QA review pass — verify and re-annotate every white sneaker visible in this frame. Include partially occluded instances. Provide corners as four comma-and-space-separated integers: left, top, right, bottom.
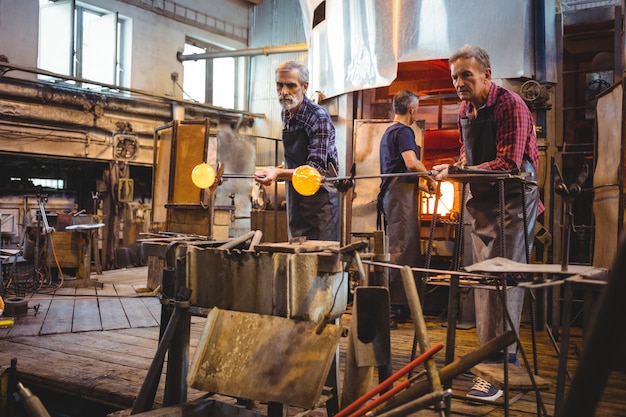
466, 377, 503, 402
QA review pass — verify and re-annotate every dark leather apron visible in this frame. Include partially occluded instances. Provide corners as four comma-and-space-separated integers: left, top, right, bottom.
461, 110, 539, 263
283, 128, 340, 241
381, 177, 420, 304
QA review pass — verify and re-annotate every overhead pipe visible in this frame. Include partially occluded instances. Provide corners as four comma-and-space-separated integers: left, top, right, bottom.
0, 94, 163, 137
0, 78, 174, 121
177, 43, 308, 62
0, 99, 94, 127
0, 61, 263, 124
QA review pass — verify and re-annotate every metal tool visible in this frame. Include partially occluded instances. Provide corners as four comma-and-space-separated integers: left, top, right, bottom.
191, 162, 439, 196
554, 163, 589, 272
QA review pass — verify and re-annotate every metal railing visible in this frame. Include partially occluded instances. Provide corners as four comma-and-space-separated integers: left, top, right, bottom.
120, 0, 248, 44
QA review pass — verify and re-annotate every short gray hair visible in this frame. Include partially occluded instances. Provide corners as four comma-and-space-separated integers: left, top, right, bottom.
449, 44, 491, 72
393, 90, 418, 115
276, 60, 309, 85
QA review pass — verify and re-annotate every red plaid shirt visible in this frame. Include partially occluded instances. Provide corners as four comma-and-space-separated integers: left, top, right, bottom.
458, 83, 544, 214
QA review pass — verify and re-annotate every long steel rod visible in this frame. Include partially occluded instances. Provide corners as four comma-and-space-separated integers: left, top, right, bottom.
325, 170, 439, 182
218, 170, 439, 182
361, 259, 498, 279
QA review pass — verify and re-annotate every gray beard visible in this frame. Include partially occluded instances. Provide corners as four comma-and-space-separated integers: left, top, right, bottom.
280, 99, 297, 111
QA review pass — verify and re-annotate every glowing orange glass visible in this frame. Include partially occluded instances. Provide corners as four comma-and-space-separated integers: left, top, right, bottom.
191, 163, 216, 189
292, 165, 323, 196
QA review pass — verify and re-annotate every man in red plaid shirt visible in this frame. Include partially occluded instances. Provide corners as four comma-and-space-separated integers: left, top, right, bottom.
434, 44, 543, 402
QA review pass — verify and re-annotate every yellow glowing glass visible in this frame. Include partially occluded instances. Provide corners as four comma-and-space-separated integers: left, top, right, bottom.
292, 165, 323, 196
191, 163, 216, 189
422, 181, 455, 216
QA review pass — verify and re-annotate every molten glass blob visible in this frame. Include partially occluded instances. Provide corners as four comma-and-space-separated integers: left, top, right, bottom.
292, 165, 323, 196
191, 163, 216, 189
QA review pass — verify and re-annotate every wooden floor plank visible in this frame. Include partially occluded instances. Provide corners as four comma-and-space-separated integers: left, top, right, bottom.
39, 293, 75, 335
119, 297, 159, 328
112, 284, 137, 296
140, 295, 161, 324
0, 338, 153, 409
98, 284, 130, 330
111, 283, 159, 328
77, 331, 159, 360
73, 287, 102, 333
11, 332, 153, 370
95, 266, 148, 286
109, 326, 162, 344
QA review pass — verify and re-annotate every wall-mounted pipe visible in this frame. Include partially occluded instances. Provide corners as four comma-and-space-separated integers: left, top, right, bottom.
0, 61, 263, 124
0, 99, 94, 127
0, 79, 171, 120
177, 43, 308, 62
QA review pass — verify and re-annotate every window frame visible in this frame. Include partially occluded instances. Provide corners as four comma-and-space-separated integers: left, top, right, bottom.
182, 38, 241, 110
38, 0, 129, 89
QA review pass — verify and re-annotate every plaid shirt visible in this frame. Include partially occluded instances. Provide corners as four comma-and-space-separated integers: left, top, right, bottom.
458, 83, 543, 213
459, 83, 539, 172
282, 95, 338, 175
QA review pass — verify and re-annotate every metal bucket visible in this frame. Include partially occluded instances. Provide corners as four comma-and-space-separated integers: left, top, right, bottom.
4, 297, 28, 317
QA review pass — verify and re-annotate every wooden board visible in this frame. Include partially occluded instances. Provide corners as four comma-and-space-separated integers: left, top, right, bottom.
0, 280, 159, 338
594, 84, 623, 268
253, 240, 340, 253
49, 231, 81, 267
188, 308, 341, 409
113, 284, 158, 328
0, 292, 50, 338
97, 284, 132, 330
72, 287, 102, 332
39, 288, 75, 335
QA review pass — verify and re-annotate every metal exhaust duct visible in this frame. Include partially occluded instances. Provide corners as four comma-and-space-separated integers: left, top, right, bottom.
176, 43, 308, 62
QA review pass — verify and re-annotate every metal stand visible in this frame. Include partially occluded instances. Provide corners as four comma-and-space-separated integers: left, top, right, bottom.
64, 223, 105, 288
131, 242, 191, 414
424, 172, 538, 416
551, 164, 592, 416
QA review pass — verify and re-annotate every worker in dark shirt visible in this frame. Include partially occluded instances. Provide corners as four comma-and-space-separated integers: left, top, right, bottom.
379, 90, 435, 315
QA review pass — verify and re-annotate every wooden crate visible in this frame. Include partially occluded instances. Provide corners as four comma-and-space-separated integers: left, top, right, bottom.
50, 231, 82, 268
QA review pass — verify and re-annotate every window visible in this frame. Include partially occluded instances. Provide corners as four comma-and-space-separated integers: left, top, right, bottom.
182, 43, 207, 102
182, 39, 239, 109
38, 0, 130, 88
11, 177, 65, 190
